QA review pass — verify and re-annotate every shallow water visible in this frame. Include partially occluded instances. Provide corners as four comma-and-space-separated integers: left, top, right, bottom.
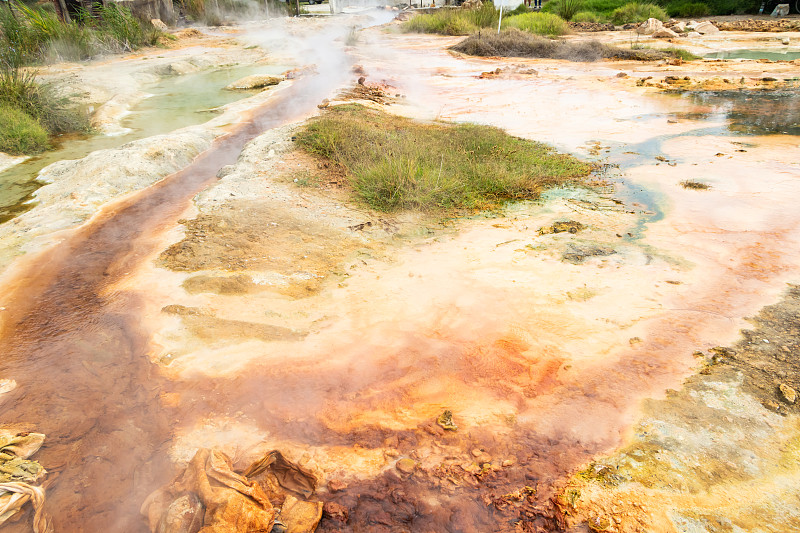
673, 90, 800, 136
0, 64, 286, 224
704, 48, 800, 60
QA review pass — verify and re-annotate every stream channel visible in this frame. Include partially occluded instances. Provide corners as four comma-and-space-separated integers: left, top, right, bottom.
0, 64, 286, 223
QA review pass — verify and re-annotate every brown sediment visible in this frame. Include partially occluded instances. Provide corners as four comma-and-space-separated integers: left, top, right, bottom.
0, 71, 335, 531
158, 198, 367, 298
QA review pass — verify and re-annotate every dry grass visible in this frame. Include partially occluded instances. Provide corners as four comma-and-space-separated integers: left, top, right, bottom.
680, 180, 710, 190
295, 104, 593, 212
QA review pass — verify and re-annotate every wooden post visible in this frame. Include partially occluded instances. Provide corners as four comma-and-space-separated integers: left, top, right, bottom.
6, 1, 19, 22
52, 0, 72, 22
295, 0, 300, 16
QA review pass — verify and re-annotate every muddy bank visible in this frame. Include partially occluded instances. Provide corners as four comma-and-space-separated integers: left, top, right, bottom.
565, 284, 800, 532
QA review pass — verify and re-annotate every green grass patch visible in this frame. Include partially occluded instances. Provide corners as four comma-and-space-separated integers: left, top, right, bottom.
0, 104, 49, 154
400, 3, 500, 35
572, 10, 602, 22
609, 2, 667, 24
402, 4, 569, 37
663, 47, 700, 61
0, 63, 89, 154
503, 12, 570, 37
545, 0, 758, 20
296, 104, 592, 212
0, 64, 89, 134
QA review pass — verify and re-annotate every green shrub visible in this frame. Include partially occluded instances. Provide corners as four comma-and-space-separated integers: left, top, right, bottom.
504, 12, 570, 36
0, 64, 89, 134
610, 2, 667, 23
402, 11, 457, 34
0, 104, 49, 154
0, 1, 161, 66
662, 0, 759, 16
572, 10, 602, 21
463, 2, 501, 28
296, 104, 592, 212
443, 17, 479, 35
665, 1, 711, 16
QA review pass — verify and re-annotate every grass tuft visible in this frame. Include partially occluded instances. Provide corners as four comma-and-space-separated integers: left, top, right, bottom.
0, 104, 49, 154
503, 12, 570, 37
552, 0, 585, 20
0, 64, 89, 134
401, 3, 499, 35
663, 47, 700, 61
296, 104, 592, 212
680, 180, 710, 190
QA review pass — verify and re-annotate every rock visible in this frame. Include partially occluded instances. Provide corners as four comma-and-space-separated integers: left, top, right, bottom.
695, 21, 720, 34
687, 20, 699, 29
150, 18, 169, 31
224, 75, 282, 91
562, 243, 616, 264
436, 409, 458, 431
357, 76, 366, 85
327, 479, 347, 493
395, 458, 416, 474
280, 495, 323, 533
653, 27, 679, 38
539, 220, 585, 235
588, 515, 611, 531
672, 21, 686, 32
616, 72, 628, 78
687, 31, 702, 37
156, 494, 203, 533
779, 383, 797, 404
637, 18, 664, 35
461, 0, 482, 9
0, 379, 16, 395
771, 3, 790, 16
322, 501, 348, 522
782, 37, 790, 45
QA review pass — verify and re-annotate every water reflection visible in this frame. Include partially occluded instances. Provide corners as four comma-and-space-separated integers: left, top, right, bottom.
672, 90, 800, 136
704, 49, 800, 61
